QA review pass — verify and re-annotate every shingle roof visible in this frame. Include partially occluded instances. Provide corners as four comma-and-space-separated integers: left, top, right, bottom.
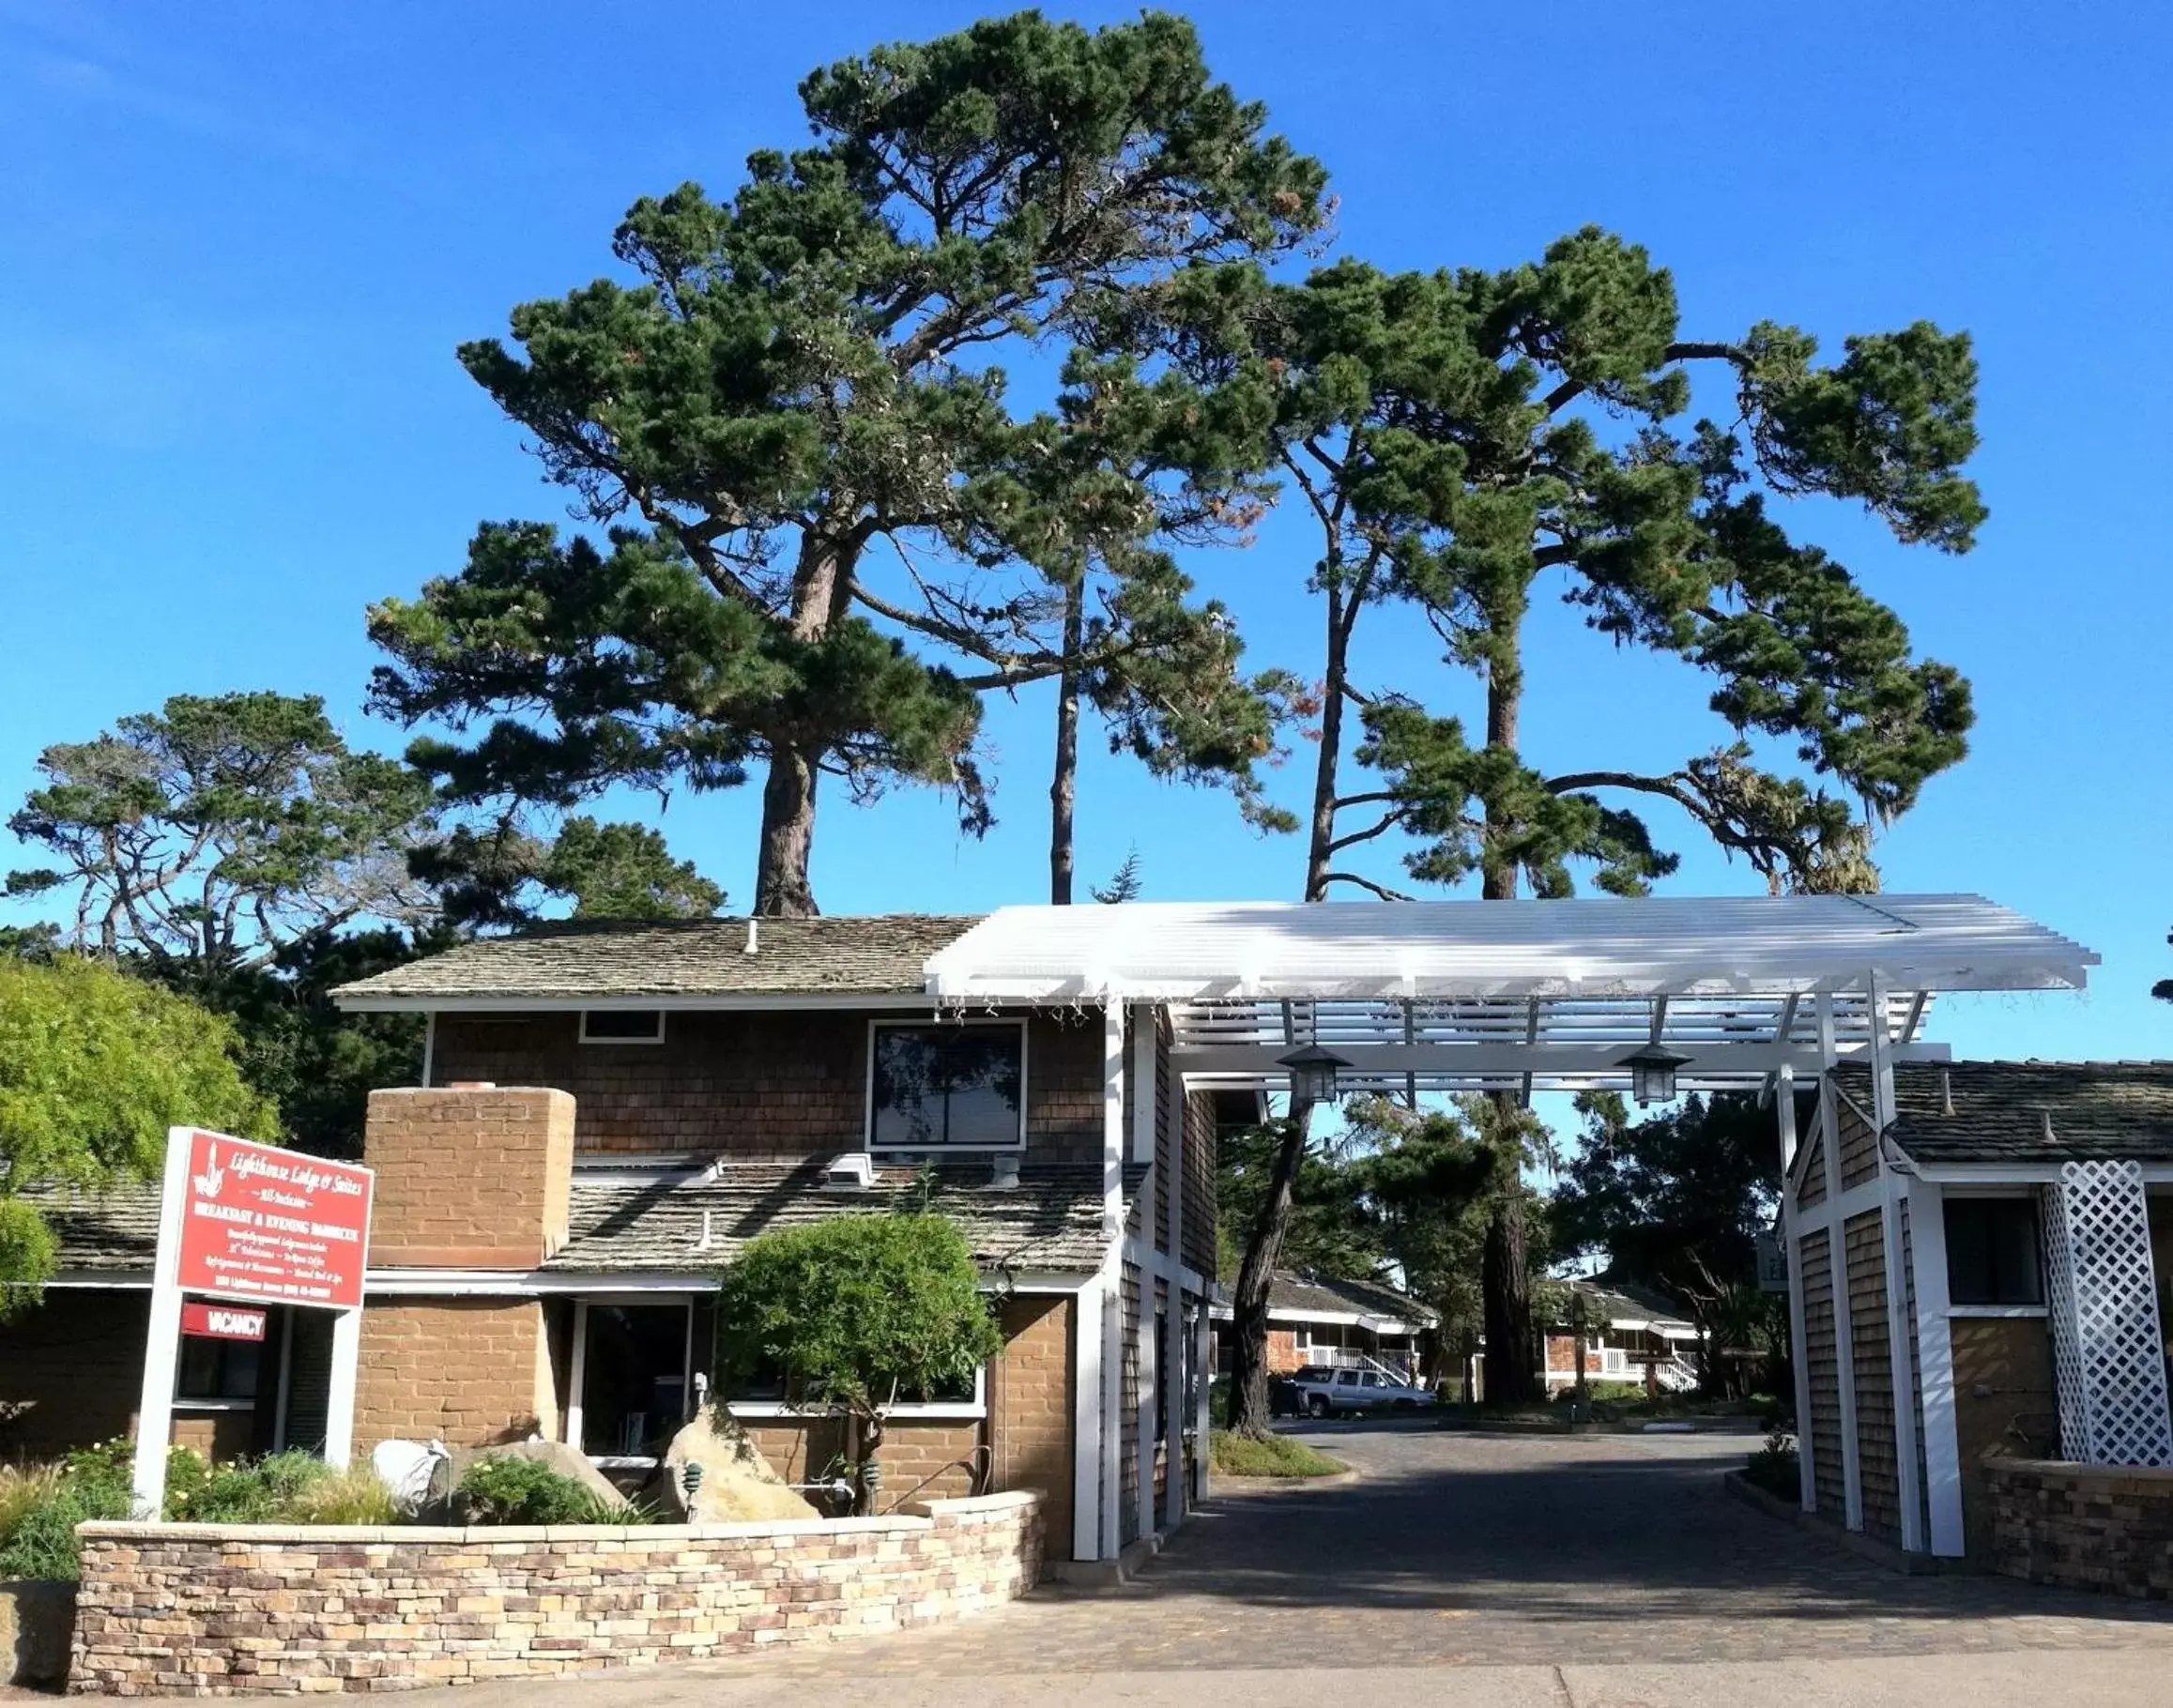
15, 1180, 163, 1273
1265, 1271, 1437, 1327
545, 1162, 1124, 1275
1569, 1276, 1696, 1333
1836, 1060, 2173, 1164
331, 914, 982, 1005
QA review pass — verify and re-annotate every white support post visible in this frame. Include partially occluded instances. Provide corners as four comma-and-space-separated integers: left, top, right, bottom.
566, 1299, 589, 1450
324, 1306, 361, 1470
1869, 971, 1926, 1551
1072, 1275, 1104, 1563
1817, 997, 1863, 1531
1776, 1068, 1817, 1514
421, 1011, 436, 1089
1136, 1281, 1158, 1545
1098, 1000, 1125, 1562
1163, 1042, 1186, 1528
1907, 1178, 1966, 1555
1193, 1302, 1212, 1503
130, 1127, 194, 1519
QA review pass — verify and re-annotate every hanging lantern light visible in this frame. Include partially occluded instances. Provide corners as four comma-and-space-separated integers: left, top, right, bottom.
1619, 1041, 1692, 1106
1277, 1043, 1353, 1107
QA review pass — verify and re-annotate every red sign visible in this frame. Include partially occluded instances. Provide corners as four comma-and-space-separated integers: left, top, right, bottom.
174, 1130, 373, 1310
181, 1302, 267, 1341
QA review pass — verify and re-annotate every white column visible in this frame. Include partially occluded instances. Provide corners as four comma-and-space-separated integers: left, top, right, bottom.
324, 1307, 361, 1470
1907, 1178, 1966, 1555
566, 1299, 590, 1449
1163, 1048, 1187, 1528
1867, 971, 1925, 1550
1072, 1274, 1104, 1563
1776, 1069, 1817, 1514
1100, 1274, 1123, 1559
1193, 1302, 1212, 1503
1136, 1281, 1158, 1544
130, 1128, 193, 1519
1096, 999, 1125, 1561
1817, 998, 1863, 1531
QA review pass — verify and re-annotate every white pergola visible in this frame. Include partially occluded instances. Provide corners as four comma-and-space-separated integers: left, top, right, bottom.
925, 893, 2097, 1097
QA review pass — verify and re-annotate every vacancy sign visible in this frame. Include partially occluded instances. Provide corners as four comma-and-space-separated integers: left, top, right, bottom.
175, 1129, 373, 1310
180, 1301, 267, 1341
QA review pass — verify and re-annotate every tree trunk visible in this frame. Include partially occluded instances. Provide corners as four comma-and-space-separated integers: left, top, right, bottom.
753, 745, 819, 918
1478, 609, 1543, 1403
1303, 584, 1348, 903
1226, 1103, 1315, 1437
1049, 583, 1084, 906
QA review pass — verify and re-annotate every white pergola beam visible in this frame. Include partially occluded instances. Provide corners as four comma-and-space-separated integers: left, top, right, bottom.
1169, 1042, 1950, 1079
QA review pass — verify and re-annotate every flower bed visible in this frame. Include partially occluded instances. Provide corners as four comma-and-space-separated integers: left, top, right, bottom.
68, 1490, 1043, 1695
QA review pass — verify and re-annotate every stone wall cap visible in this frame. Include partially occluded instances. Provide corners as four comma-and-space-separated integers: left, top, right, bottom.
904, 1489, 1043, 1518
1985, 1458, 2173, 1485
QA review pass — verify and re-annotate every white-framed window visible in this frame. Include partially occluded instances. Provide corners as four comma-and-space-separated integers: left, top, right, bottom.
580, 1009, 666, 1045
865, 1018, 1026, 1151
567, 1296, 697, 1464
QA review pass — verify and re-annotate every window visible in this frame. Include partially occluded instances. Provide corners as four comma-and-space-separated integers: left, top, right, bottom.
868, 1022, 1024, 1151
1945, 1196, 2044, 1306
580, 1009, 665, 1044
177, 1334, 260, 1403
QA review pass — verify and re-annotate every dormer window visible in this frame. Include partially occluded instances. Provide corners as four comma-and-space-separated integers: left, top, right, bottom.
867, 1020, 1025, 1151
580, 1009, 665, 1044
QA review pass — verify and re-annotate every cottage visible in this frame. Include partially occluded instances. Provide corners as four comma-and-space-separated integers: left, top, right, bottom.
1542, 1279, 1701, 1394
1210, 1271, 1440, 1383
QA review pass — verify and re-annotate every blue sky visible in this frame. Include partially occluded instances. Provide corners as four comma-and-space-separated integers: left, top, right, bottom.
2, 0, 2167, 1067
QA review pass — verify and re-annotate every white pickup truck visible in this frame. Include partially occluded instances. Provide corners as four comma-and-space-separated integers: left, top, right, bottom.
1288, 1364, 1437, 1417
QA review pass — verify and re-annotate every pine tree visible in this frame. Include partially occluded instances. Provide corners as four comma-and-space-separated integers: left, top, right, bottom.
369, 12, 1326, 915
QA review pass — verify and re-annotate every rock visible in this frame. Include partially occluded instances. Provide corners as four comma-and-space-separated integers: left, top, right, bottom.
1, 1578, 77, 1688
646, 1406, 819, 1523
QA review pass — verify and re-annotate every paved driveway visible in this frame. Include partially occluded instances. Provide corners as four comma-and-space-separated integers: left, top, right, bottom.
406, 1420, 2173, 1707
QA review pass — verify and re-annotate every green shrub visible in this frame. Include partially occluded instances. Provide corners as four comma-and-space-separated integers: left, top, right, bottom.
1744, 1429, 1801, 1501
0, 1441, 138, 1582
0, 1463, 63, 1543
281, 1466, 398, 1526
456, 1457, 636, 1526
168, 1450, 336, 1524
1553, 1380, 1648, 1406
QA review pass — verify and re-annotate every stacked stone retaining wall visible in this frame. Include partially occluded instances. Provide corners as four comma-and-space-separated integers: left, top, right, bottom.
69, 1490, 1042, 1695
1986, 1460, 2173, 1598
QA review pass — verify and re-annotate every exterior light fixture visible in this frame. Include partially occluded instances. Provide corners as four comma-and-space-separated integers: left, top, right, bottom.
1620, 1041, 1692, 1106
1277, 1043, 1353, 1107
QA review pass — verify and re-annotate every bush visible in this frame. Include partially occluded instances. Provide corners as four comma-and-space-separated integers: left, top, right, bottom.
0, 1441, 139, 1582
282, 1466, 398, 1526
1553, 1380, 1647, 1406
1744, 1429, 1801, 1501
0, 1463, 63, 1541
455, 1457, 637, 1526
167, 1450, 338, 1524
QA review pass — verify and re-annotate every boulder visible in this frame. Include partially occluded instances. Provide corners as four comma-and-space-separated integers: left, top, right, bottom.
1, 1579, 76, 1688
646, 1406, 819, 1523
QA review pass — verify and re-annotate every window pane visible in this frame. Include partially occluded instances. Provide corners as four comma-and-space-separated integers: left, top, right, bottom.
1946, 1198, 2043, 1306
177, 1335, 259, 1401
583, 1009, 663, 1040
580, 1304, 689, 1456
871, 1026, 1023, 1149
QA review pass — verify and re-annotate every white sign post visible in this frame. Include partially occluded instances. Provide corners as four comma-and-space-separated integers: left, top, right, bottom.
131, 1126, 375, 1519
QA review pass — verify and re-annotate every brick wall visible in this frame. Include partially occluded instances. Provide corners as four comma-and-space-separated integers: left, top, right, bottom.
430, 1010, 1103, 1162
737, 1416, 984, 1508
1837, 1097, 1880, 1191
1844, 1209, 1900, 1544
1985, 1461, 2173, 1599
354, 1300, 558, 1450
364, 1088, 574, 1267
989, 1295, 1073, 1560
70, 1493, 1044, 1695
1800, 1227, 1843, 1517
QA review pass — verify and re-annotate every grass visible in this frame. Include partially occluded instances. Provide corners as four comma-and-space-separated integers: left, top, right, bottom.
1209, 1429, 1347, 1479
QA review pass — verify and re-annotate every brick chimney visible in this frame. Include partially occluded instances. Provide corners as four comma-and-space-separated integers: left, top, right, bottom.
362, 1086, 574, 1268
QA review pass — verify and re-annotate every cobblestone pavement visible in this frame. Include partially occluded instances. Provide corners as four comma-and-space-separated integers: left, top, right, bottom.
719, 1420, 2173, 1676
390, 1422, 2173, 1707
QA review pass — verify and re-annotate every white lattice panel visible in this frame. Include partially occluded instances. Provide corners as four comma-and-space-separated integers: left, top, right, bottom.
2042, 1161, 2173, 1467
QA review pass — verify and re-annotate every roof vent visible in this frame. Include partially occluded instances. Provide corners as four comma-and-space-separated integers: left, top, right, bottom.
989, 1153, 1020, 1191
694, 1209, 715, 1252
2042, 1108, 2057, 1145
742, 918, 759, 955
824, 1151, 877, 1190
1940, 1068, 1955, 1117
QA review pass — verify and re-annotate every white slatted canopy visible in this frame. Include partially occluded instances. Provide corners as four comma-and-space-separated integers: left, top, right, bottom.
924, 894, 2096, 1094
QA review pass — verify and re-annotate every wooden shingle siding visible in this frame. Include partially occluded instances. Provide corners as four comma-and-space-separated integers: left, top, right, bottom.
1154, 1014, 1173, 1254
1839, 1097, 1881, 1190
1119, 1263, 1141, 1546
1846, 1209, 1901, 1544
434, 1008, 1105, 1161
1798, 1124, 1829, 1208
1182, 1091, 1218, 1277
1902, 1199, 1929, 1543
1801, 1227, 1844, 1517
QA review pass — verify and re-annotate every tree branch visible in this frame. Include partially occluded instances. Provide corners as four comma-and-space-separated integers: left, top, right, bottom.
1325, 809, 1404, 855
1319, 870, 1416, 903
